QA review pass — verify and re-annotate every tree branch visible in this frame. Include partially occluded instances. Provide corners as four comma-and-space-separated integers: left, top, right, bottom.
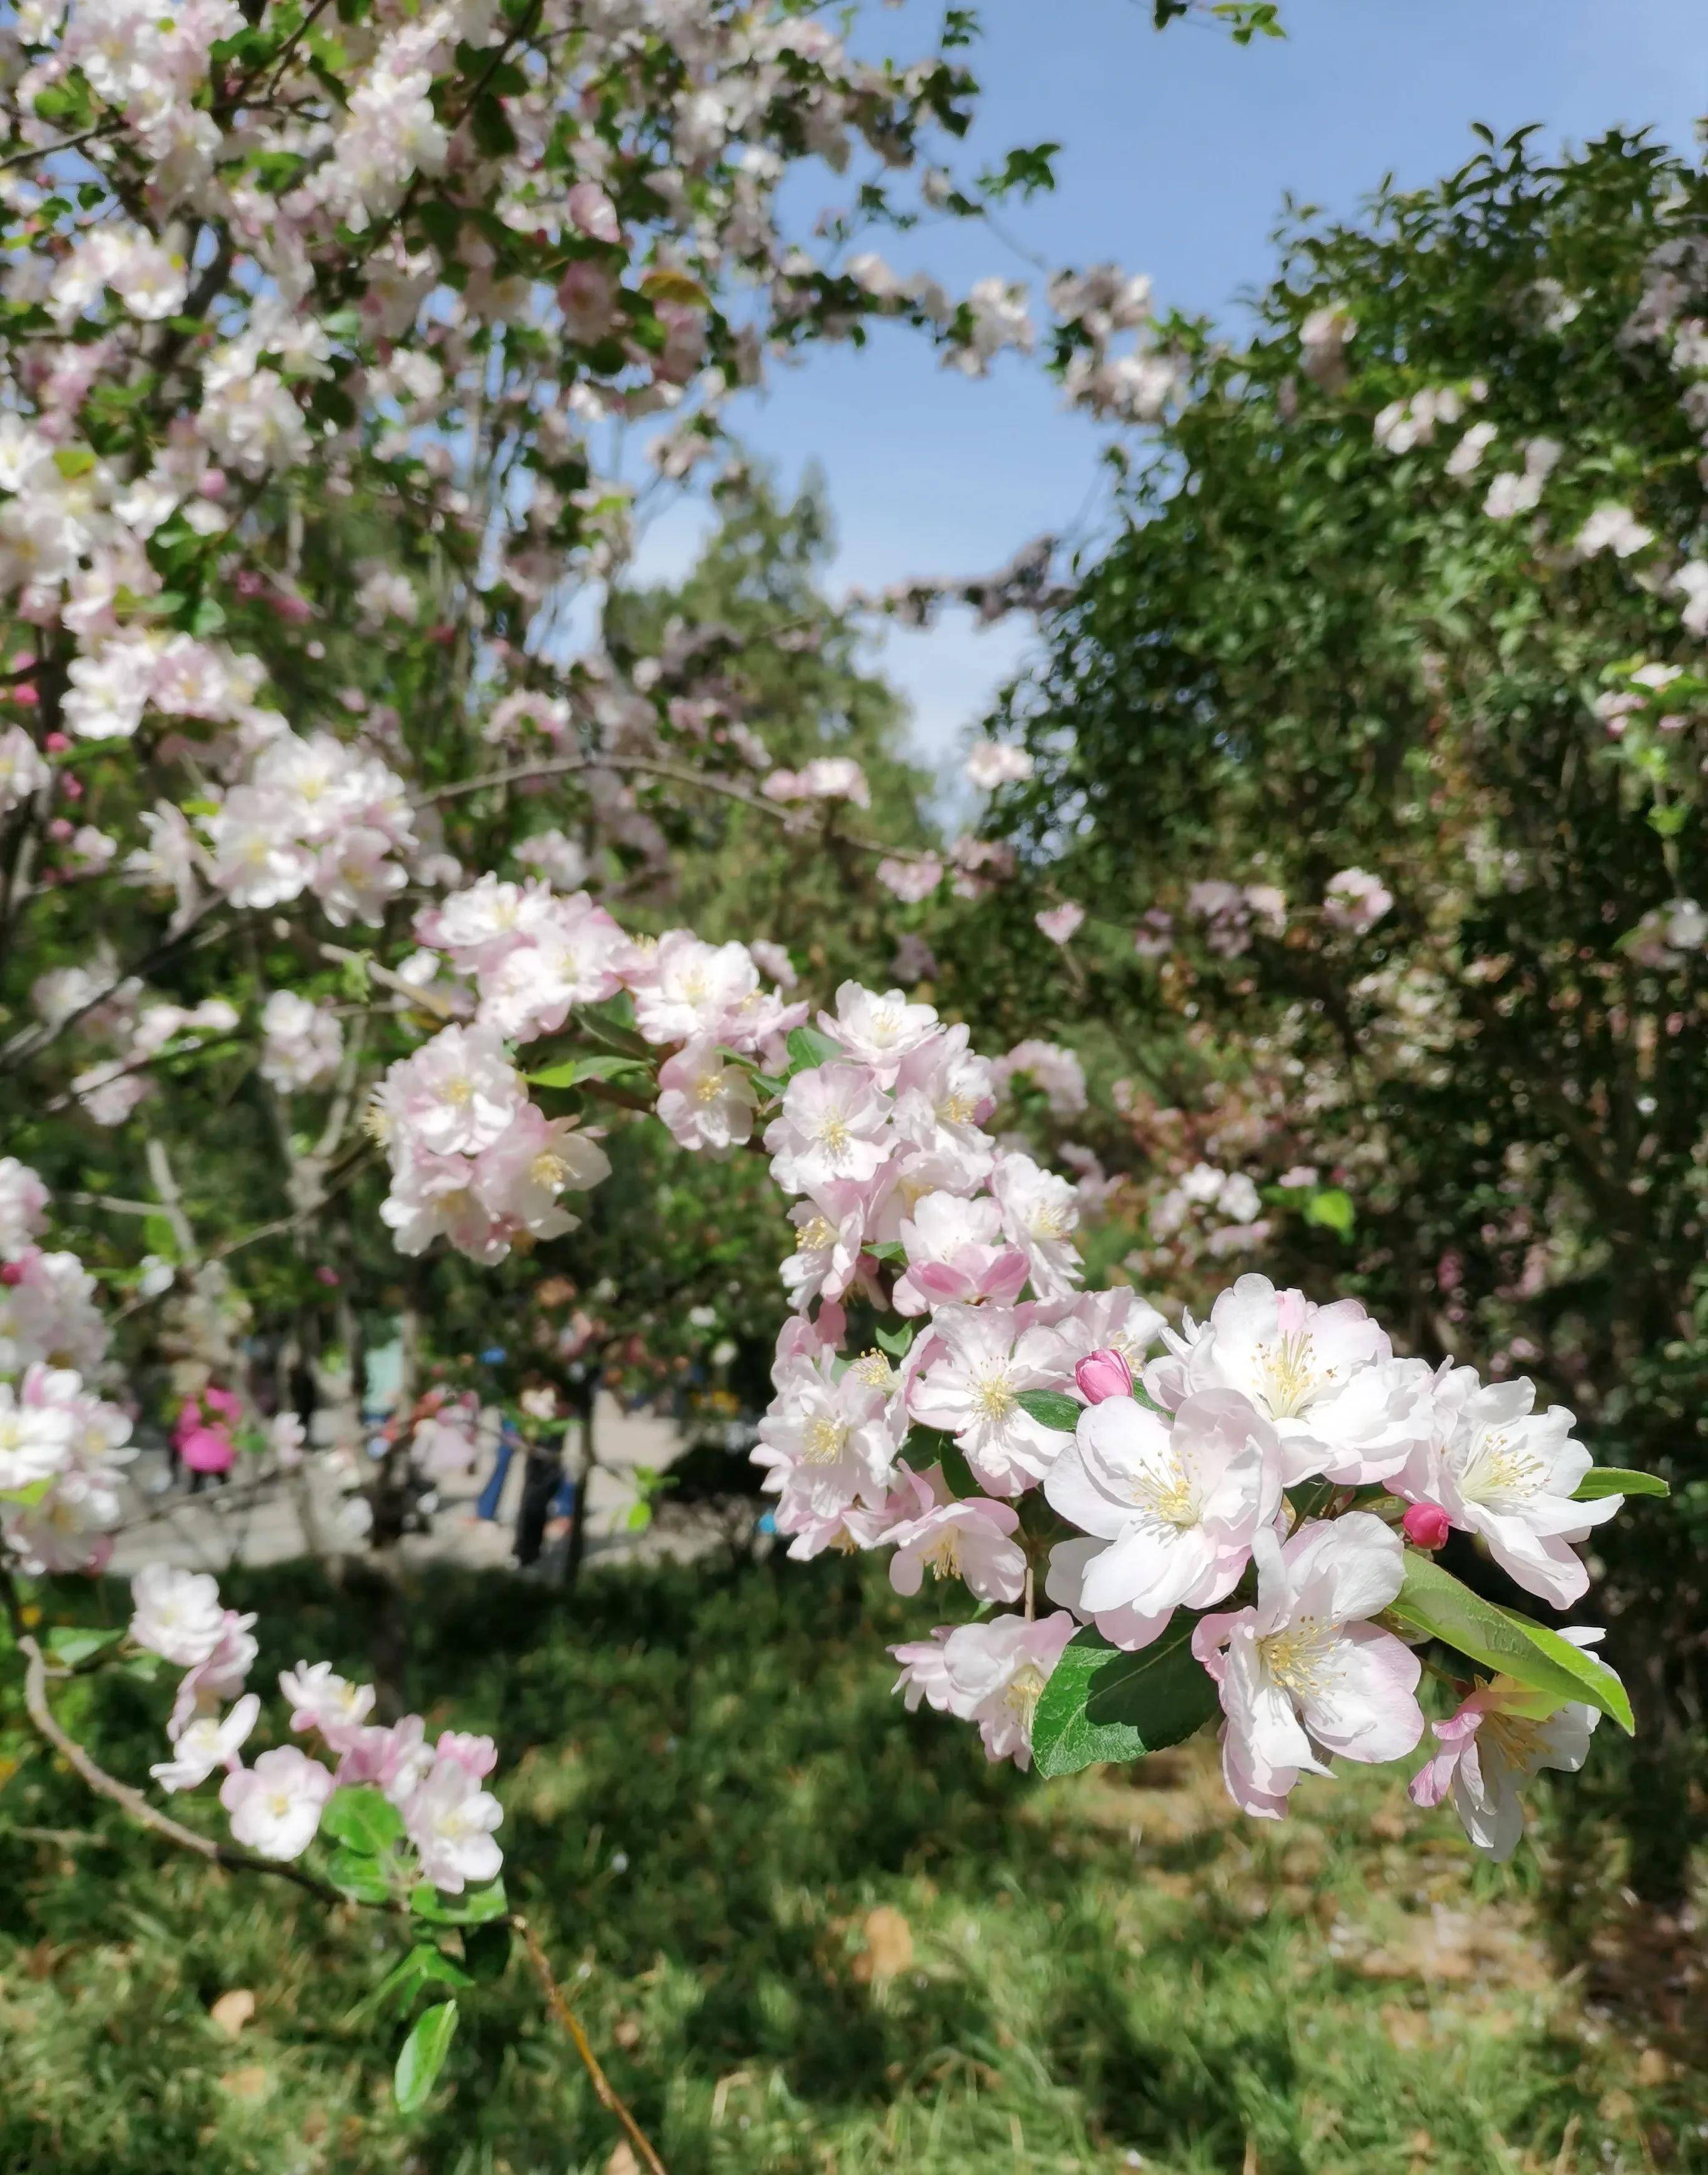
513, 1914, 670, 2175
16, 1634, 670, 2167
413, 751, 935, 868
18, 1634, 349, 1908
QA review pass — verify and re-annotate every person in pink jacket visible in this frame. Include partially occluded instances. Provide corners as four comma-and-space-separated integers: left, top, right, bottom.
175, 1390, 237, 1494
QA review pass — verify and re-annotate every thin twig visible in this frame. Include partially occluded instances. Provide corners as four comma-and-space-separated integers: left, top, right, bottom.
0, 120, 120, 172
17, 1631, 669, 2165
415, 752, 935, 867
514, 1915, 670, 2175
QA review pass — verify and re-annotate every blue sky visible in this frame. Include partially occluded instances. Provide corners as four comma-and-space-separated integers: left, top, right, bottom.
635, 0, 1708, 777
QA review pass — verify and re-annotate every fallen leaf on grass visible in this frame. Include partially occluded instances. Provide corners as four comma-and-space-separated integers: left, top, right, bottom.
219, 2065, 272, 2103
209, 1989, 256, 2039
850, 1905, 913, 1986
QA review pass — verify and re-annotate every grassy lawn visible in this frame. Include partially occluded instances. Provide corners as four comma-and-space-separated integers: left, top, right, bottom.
0, 1550, 1701, 2175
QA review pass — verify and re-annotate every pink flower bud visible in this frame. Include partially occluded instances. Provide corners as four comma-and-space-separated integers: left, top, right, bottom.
46, 817, 72, 842
60, 775, 82, 800
315, 1265, 340, 1287
197, 469, 228, 499
1402, 1502, 1452, 1551
43, 731, 69, 752
0, 1260, 26, 1286
1074, 1347, 1132, 1404
10, 682, 37, 706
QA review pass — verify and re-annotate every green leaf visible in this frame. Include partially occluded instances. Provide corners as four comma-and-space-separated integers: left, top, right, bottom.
142, 1214, 178, 1261
461, 1920, 513, 1982
357, 1943, 472, 2021
526, 1053, 647, 1089
394, 1999, 458, 2114
44, 1626, 122, 1667
1031, 1618, 1220, 1780
1573, 1466, 1669, 1500
1302, 1187, 1355, 1239
903, 1425, 979, 1499
410, 1876, 508, 1926
1385, 1554, 1633, 1734
321, 1784, 405, 1855
875, 1320, 915, 1360
783, 1024, 842, 1076
1016, 1389, 1082, 1432
52, 445, 96, 479
863, 1239, 906, 1266
326, 1847, 397, 1905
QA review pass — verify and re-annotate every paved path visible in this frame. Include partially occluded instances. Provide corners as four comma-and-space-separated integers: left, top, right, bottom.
109, 1394, 700, 1581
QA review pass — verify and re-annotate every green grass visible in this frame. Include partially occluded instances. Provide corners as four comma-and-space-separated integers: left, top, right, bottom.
0, 1551, 1701, 2175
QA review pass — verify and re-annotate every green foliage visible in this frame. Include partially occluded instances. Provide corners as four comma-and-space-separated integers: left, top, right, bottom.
393, 1998, 459, 2114
1386, 1555, 1634, 1732
1030, 1617, 1220, 1779
1014, 1388, 1082, 1431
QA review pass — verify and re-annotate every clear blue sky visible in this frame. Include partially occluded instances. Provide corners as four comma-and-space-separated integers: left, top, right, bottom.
634, 0, 1708, 777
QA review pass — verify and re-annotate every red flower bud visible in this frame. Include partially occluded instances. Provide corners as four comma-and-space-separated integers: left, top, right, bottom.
1403, 1501, 1452, 1551
1074, 1347, 1132, 1405
0, 1260, 27, 1286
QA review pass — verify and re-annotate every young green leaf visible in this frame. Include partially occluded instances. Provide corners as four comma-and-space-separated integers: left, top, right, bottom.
526, 1053, 649, 1090
44, 1625, 124, 1668
394, 1999, 459, 2114
1573, 1466, 1669, 1500
354, 1943, 473, 2022
410, 1876, 509, 1926
320, 1784, 406, 1855
1016, 1389, 1082, 1432
1385, 1553, 1633, 1733
326, 1847, 397, 1905
783, 1024, 842, 1076
903, 1425, 979, 1499
1031, 1618, 1219, 1780
875, 1320, 916, 1360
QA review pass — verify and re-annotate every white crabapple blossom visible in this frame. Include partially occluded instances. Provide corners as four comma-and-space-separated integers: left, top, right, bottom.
150, 1694, 260, 1794
764, 1064, 893, 1192
891, 1613, 1077, 1769
1322, 867, 1393, 934
1397, 1366, 1619, 1606
752, 1350, 900, 1533
989, 1151, 1082, 1304
1193, 1515, 1425, 1819
1149, 1274, 1429, 1486
892, 1191, 1028, 1316
220, 1746, 338, 1861
963, 739, 1036, 790
0, 1372, 75, 1489
1408, 1632, 1611, 1858
403, 1755, 506, 1894
279, 1661, 378, 1744
656, 1039, 759, 1152
909, 1304, 1075, 1495
258, 989, 344, 1092
129, 1563, 229, 1668
1044, 1390, 1284, 1645
883, 1480, 1027, 1603
818, 981, 941, 1083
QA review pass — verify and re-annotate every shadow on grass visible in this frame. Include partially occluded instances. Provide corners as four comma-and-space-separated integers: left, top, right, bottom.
4, 1548, 1682, 2175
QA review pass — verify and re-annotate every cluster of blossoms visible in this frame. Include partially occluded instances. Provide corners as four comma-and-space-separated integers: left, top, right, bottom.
370, 915, 1633, 1856
0, 1158, 132, 1573
129, 1564, 503, 1888
372, 877, 812, 1256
